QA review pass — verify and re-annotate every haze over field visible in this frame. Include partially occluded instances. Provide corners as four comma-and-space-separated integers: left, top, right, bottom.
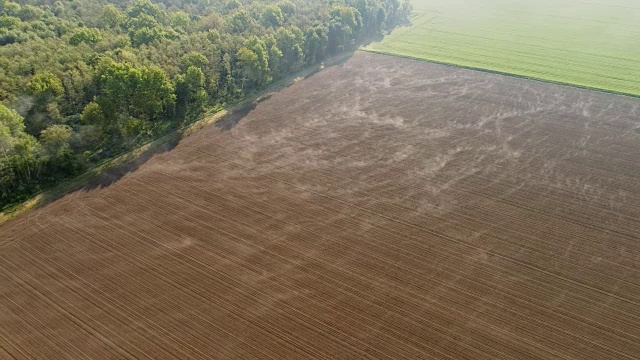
3, 53, 640, 359
367, 0, 640, 95
3, 0, 640, 358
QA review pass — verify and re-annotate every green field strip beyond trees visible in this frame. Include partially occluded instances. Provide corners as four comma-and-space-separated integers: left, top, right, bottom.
365, 0, 640, 96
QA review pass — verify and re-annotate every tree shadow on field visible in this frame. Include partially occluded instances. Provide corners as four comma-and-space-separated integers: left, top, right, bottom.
214, 102, 257, 131
1, 51, 359, 222
360, 33, 385, 47
63, 105, 258, 199
80, 136, 181, 192
79, 103, 259, 192
47, 131, 184, 207
0, 127, 185, 220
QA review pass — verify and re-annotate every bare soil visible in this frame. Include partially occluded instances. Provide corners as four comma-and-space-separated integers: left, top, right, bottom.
2, 52, 640, 359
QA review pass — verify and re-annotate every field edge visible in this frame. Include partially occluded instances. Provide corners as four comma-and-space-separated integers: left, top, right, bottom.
0, 51, 356, 224
361, 48, 640, 100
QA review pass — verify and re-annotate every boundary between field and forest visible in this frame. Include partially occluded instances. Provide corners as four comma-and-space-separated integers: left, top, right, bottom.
360, 49, 640, 100
5, 45, 639, 224
0, 51, 355, 224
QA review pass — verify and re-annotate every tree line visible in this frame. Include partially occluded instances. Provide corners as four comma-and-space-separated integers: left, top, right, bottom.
0, 0, 411, 208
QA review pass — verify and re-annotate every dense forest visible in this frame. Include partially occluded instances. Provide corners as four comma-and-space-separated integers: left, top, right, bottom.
0, 0, 411, 209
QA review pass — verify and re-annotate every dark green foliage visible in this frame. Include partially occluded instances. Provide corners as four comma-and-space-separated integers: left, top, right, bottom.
16, 5, 44, 22
304, 25, 328, 64
0, 0, 411, 209
94, 61, 175, 139
175, 66, 207, 120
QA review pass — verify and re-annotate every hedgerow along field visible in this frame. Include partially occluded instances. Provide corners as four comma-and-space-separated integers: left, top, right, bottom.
365, 0, 640, 96
2, 53, 640, 359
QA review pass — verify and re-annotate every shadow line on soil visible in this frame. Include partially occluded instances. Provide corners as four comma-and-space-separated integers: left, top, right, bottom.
0, 50, 358, 224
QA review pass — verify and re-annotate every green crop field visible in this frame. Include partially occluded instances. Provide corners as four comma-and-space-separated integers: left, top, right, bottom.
365, 0, 640, 96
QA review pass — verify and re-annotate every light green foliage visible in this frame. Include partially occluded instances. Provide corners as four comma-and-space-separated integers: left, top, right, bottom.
168, 11, 190, 31
0, 104, 38, 198
351, 0, 381, 32
27, 72, 64, 98
274, 26, 304, 74
80, 102, 104, 125
2, 1, 19, 16
264, 34, 282, 75
277, 1, 296, 17
181, 51, 208, 71
366, 0, 640, 95
237, 35, 271, 88
262, 4, 284, 28
127, 0, 163, 21
40, 124, 73, 155
304, 26, 328, 64
227, 9, 255, 33
1, 36, 87, 100
196, 12, 223, 32
330, 5, 363, 30
69, 28, 102, 45
125, 0, 168, 46
0, 103, 26, 155
0, 15, 20, 29
327, 4, 363, 53
130, 25, 166, 46
99, 4, 125, 29
224, 0, 242, 12
0, 104, 23, 136
128, 13, 159, 29
184, 67, 205, 91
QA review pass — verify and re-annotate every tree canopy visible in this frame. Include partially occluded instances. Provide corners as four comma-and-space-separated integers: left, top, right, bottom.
0, 0, 411, 208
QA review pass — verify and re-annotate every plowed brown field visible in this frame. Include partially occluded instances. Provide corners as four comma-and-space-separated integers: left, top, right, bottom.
2, 52, 640, 359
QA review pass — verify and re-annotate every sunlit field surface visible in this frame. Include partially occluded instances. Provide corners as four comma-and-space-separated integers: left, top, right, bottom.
366, 0, 640, 96
3, 53, 640, 358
